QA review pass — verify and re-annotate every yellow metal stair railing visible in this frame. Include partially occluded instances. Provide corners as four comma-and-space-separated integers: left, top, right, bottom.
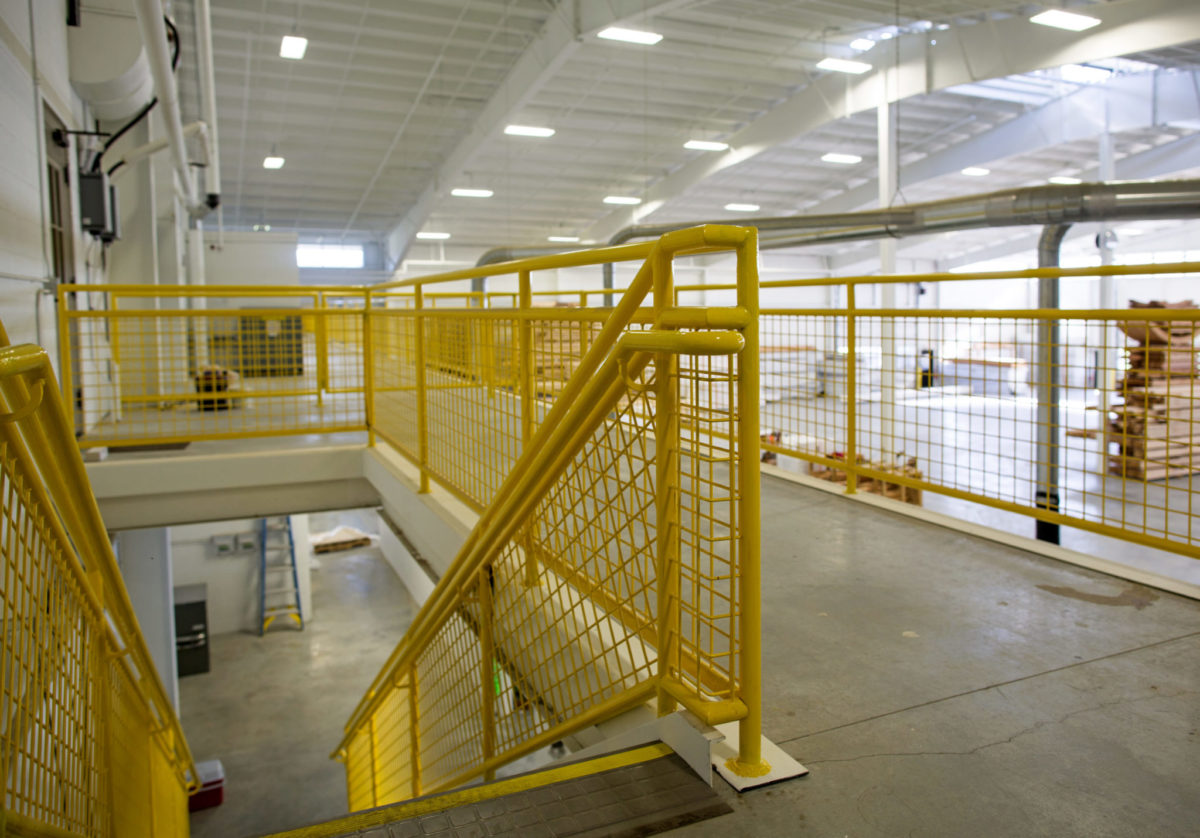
335, 225, 767, 808
0, 337, 198, 837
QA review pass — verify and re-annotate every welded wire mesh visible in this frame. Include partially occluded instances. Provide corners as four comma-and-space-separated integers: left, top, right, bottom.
757, 278, 1199, 558
63, 295, 366, 448
1, 420, 191, 836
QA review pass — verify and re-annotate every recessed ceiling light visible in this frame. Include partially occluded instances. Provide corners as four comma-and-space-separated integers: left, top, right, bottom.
504, 124, 555, 138
935, 23, 950, 31
961, 166, 990, 176
1029, 10, 1101, 32
280, 35, 308, 59
416, 231, 451, 240
821, 152, 862, 165
548, 235, 580, 243
684, 140, 729, 151
451, 188, 493, 198
725, 203, 760, 212
597, 26, 663, 45
604, 195, 642, 205
817, 57, 872, 74
262, 156, 285, 169
850, 38, 875, 51
1048, 175, 1082, 185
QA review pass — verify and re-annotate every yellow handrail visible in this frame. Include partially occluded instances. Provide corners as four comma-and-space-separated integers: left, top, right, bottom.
0, 343, 197, 836
335, 225, 766, 807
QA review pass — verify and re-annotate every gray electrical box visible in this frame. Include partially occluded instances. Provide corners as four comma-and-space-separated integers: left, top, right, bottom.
79, 172, 119, 241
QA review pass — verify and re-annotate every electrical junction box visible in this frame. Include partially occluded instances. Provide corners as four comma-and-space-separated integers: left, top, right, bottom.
79, 172, 120, 241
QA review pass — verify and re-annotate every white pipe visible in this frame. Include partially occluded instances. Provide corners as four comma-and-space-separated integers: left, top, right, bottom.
130, 0, 200, 212
109, 121, 209, 181
193, 0, 221, 199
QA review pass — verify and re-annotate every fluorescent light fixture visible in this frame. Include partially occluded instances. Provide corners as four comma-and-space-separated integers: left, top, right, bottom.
684, 139, 729, 151
1030, 9, 1100, 32
961, 166, 990, 176
597, 26, 663, 45
262, 156, 285, 169
1116, 226, 1144, 237
450, 188, 493, 198
725, 203, 760, 212
850, 38, 876, 51
1048, 175, 1082, 185
935, 23, 950, 30
548, 235, 580, 243
416, 231, 451, 240
504, 124, 555, 138
604, 195, 642, 205
821, 152, 862, 165
817, 57, 872, 74
280, 35, 308, 59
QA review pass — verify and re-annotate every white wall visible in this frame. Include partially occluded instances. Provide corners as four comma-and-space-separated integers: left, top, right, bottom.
0, 1, 87, 355
169, 514, 314, 636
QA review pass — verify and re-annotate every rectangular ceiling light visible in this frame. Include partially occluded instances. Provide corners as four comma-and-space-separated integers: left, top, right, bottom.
1030, 10, 1101, 31
280, 35, 308, 59
684, 140, 729, 151
262, 156, 285, 169
1048, 175, 1082, 185
451, 188, 493, 198
961, 167, 990, 176
817, 57, 872, 74
604, 195, 642, 205
725, 203, 760, 212
416, 231, 451, 240
821, 152, 862, 165
850, 38, 875, 51
597, 26, 663, 45
548, 235, 580, 243
504, 124, 555, 138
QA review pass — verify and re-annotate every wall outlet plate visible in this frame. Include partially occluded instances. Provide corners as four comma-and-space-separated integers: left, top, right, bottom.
212, 535, 235, 555
236, 533, 259, 552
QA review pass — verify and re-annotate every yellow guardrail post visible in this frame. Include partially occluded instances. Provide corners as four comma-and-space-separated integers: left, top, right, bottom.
409, 665, 421, 798
316, 292, 328, 406
729, 226, 769, 778
844, 282, 858, 494
653, 247, 680, 718
363, 289, 375, 446
415, 286, 430, 493
479, 565, 496, 781
56, 288, 74, 436
518, 270, 538, 586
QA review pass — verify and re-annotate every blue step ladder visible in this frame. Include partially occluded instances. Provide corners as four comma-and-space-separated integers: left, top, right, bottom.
259, 516, 304, 634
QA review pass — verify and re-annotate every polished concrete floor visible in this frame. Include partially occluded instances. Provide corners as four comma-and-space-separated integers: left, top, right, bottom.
178, 478, 1198, 837
671, 475, 1200, 837
180, 510, 415, 837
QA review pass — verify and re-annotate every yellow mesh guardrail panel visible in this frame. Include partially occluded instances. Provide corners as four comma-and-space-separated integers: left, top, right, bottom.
58, 288, 367, 448
338, 226, 764, 805
740, 263, 1200, 559
1, 343, 196, 836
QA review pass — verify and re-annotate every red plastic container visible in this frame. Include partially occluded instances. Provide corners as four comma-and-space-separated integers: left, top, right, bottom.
188, 759, 225, 812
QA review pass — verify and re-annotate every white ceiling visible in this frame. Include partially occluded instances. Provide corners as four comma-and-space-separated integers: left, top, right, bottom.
172, 0, 1200, 266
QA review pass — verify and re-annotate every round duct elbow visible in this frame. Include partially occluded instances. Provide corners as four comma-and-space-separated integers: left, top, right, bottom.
68, 12, 155, 121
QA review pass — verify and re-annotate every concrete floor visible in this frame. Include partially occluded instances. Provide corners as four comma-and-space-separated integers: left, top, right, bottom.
670, 475, 1200, 837
177, 476, 1198, 837
179, 512, 416, 837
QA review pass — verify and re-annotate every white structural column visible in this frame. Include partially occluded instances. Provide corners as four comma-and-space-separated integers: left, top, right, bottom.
115, 527, 180, 710
878, 99, 898, 462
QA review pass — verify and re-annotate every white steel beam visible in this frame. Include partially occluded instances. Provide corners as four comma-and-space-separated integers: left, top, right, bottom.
815, 70, 1200, 215
383, 0, 699, 268
584, 0, 1200, 242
